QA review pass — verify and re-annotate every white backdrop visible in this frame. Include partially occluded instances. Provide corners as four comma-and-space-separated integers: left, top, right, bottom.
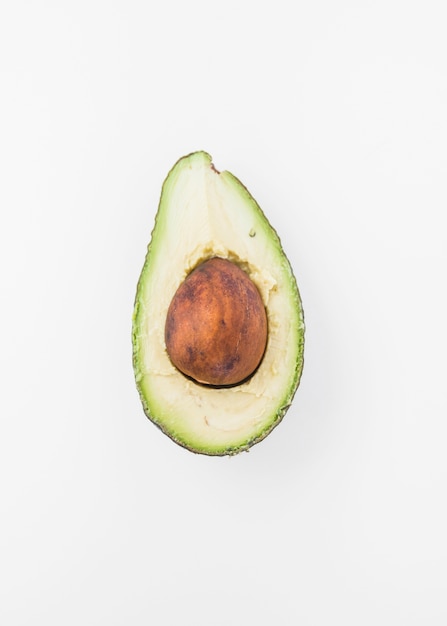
1, 1, 446, 624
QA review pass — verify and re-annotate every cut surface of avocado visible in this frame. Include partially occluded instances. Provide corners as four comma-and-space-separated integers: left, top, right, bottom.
132, 151, 304, 455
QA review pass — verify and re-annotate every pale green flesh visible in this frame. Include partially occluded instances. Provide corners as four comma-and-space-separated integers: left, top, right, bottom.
132, 152, 304, 455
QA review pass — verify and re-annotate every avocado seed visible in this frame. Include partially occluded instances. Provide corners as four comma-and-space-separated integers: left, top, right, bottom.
165, 257, 267, 386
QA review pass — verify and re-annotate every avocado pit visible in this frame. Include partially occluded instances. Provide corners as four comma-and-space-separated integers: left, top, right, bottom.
165, 257, 267, 386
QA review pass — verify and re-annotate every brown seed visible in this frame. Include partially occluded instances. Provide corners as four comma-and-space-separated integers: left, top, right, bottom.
165, 257, 268, 386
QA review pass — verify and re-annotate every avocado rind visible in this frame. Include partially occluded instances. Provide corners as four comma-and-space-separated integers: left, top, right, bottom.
132, 152, 304, 455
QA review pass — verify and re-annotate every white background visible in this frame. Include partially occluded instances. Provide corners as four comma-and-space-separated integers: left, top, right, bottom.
1, 1, 446, 624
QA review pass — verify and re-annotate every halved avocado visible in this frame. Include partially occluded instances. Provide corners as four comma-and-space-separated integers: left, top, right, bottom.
132, 152, 304, 455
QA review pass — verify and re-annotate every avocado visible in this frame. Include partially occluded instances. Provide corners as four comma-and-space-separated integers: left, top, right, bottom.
132, 151, 304, 455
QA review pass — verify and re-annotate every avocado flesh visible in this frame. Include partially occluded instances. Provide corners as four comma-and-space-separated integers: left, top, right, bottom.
132, 151, 305, 455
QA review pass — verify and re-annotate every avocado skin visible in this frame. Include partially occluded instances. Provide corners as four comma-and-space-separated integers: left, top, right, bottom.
132, 152, 305, 456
